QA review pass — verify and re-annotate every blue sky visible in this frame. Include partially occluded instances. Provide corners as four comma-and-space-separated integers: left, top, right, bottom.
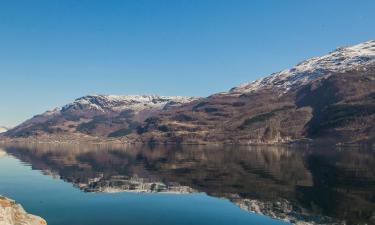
1, 0, 375, 127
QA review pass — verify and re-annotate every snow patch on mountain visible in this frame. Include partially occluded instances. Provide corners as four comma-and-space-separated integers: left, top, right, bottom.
231, 40, 375, 93
5, 94, 199, 136
61, 94, 199, 113
0, 127, 8, 133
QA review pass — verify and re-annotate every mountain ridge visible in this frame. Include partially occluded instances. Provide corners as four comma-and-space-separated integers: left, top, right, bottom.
3, 94, 199, 139
3, 40, 375, 144
136, 39, 375, 144
230, 40, 375, 94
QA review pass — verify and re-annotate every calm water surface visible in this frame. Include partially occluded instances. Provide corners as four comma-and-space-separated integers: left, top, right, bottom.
0, 143, 374, 225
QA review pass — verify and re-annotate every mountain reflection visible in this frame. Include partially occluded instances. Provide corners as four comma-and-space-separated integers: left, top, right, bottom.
1, 143, 374, 224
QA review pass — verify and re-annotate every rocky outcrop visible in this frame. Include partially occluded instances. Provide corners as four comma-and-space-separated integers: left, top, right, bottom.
0, 196, 46, 225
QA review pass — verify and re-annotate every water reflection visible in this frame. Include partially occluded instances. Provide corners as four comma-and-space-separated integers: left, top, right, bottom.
1, 143, 374, 224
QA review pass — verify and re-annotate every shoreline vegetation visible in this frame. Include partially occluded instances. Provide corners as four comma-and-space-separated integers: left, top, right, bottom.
0, 135, 373, 148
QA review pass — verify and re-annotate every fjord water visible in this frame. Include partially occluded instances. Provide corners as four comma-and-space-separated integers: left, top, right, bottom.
0, 144, 374, 225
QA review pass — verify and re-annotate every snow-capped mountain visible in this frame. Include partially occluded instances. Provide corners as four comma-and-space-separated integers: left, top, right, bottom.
231, 40, 375, 93
137, 40, 375, 144
3, 40, 375, 144
61, 95, 198, 113
23, 94, 198, 121
4, 94, 199, 138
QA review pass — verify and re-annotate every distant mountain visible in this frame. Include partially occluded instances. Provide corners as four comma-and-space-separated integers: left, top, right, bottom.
4, 95, 199, 139
3, 40, 375, 144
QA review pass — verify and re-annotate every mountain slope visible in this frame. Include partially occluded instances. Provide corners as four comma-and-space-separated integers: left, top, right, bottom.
231, 40, 375, 93
136, 40, 375, 144
4, 95, 199, 140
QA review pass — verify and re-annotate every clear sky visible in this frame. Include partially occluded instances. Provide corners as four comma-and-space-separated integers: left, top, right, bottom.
1, 0, 375, 127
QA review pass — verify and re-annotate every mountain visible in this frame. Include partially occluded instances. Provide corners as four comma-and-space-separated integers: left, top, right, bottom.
231, 40, 375, 93
3, 95, 199, 140
136, 40, 375, 144
3, 40, 375, 144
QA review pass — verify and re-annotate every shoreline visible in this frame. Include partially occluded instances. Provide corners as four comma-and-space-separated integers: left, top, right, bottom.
1, 135, 373, 148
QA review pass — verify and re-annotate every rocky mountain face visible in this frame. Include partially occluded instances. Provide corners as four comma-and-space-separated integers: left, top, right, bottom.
0, 196, 46, 225
137, 40, 375, 144
3, 95, 199, 140
3, 40, 375, 144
